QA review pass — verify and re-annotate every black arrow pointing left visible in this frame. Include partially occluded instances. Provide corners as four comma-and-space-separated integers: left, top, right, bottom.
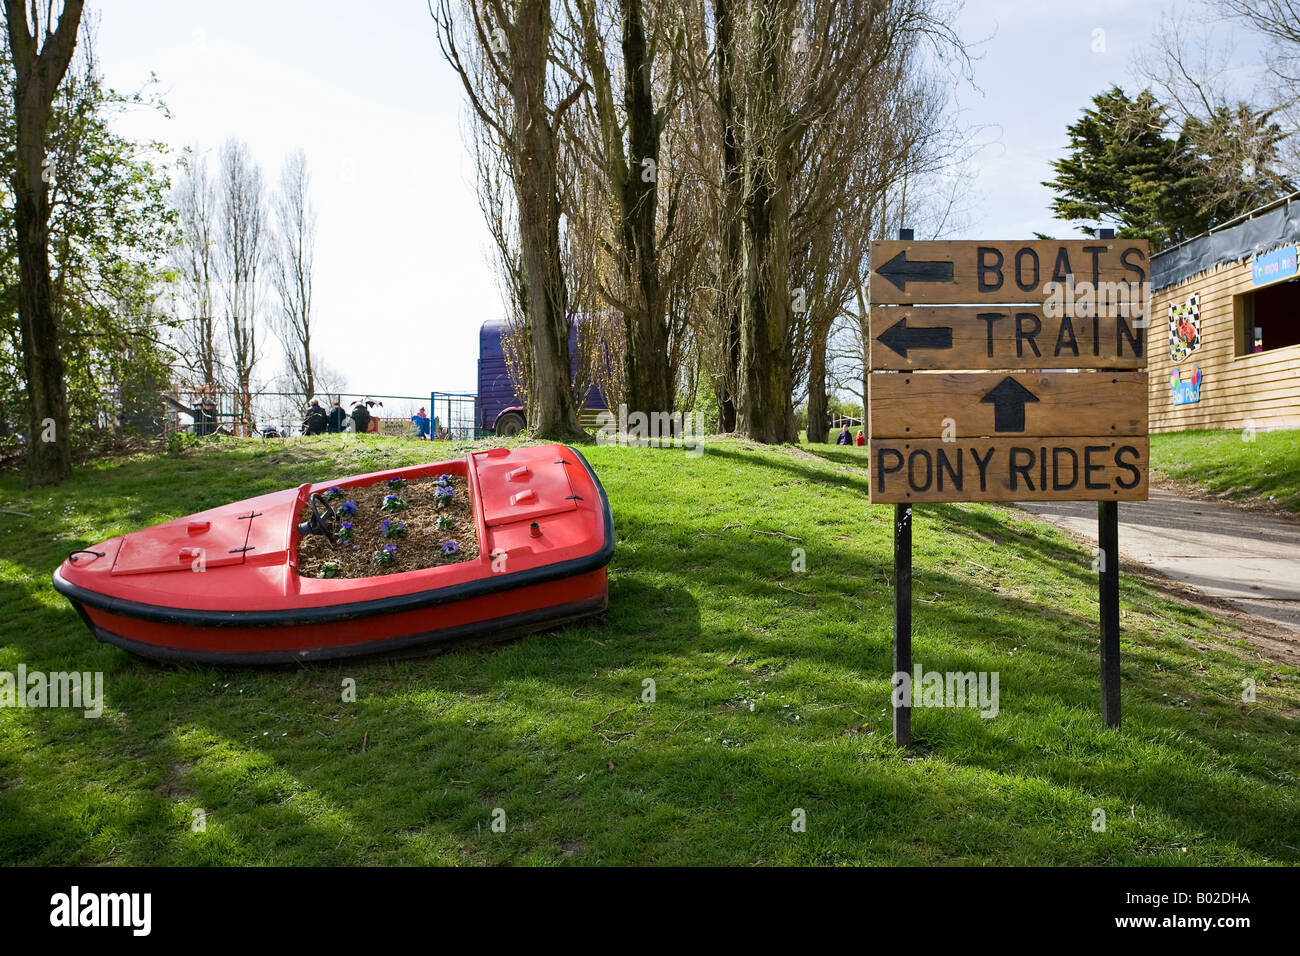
874, 250, 954, 293
876, 317, 954, 358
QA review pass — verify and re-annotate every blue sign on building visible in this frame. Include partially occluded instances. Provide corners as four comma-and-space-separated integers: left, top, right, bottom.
1251, 245, 1298, 286
1170, 366, 1202, 406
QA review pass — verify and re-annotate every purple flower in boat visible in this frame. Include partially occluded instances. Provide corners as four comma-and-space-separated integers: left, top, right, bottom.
441, 540, 459, 556
434, 485, 455, 507
436, 474, 452, 486
380, 519, 406, 539
373, 545, 397, 567
340, 500, 359, 516
325, 485, 345, 500
387, 476, 407, 489
381, 493, 406, 514
338, 521, 355, 543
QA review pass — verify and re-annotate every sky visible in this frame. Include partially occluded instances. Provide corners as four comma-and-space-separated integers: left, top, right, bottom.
90, 0, 1260, 404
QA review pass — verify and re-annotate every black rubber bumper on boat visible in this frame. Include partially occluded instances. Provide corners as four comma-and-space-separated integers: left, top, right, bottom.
79, 593, 610, 666
51, 445, 614, 630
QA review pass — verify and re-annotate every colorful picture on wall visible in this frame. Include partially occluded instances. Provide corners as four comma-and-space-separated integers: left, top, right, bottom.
1170, 365, 1202, 405
1169, 293, 1201, 362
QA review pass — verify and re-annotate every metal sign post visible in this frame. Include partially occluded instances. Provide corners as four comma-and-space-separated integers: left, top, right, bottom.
1096, 227, 1123, 729
893, 500, 913, 747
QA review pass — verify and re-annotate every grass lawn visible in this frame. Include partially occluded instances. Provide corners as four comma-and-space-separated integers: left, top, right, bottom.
1150, 427, 1300, 513
1, 435, 1297, 865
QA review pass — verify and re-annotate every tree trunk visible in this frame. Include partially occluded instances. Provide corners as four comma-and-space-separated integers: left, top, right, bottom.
272, 148, 317, 405
857, 278, 870, 440
217, 139, 264, 439
618, 0, 673, 419
806, 331, 828, 443
13, 173, 71, 481
737, 158, 797, 444
512, 0, 583, 440
735, 0, 798, 445
714, 0, 740, 434
5, 0, 85, 486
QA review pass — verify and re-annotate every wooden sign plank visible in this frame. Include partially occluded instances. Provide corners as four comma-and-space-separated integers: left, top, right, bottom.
869, 306, 1148, 371
868, 371, 1148, 439
869, 239, 1150, 305
867, 437, 1149, 504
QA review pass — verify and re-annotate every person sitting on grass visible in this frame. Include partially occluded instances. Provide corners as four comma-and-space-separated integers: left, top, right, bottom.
836, 424, 852, 445
350, 401, 370, 435
327, 400, 346, 433
856, 430, 865, 446
303, 399, 328, 436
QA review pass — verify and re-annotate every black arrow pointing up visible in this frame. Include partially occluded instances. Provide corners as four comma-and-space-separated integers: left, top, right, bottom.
874, 250, 954, 292
980, 377, 1039, 433
876, 317, 954, 358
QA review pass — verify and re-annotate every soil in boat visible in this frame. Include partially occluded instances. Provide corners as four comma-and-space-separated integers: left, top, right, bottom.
296, 474, 480, 578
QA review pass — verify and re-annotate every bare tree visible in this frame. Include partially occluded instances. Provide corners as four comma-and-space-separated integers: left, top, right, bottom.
216, 138, 264, 436
800, 34, 968, 441
462, 45, 537, 409
828, 169, 968, 416
436, 0, 969, 443
708, 0, 742, 431
715, 0, 965, 444
553, 0, 695, 419
270, 148, 316, 404
1137, 6, 1239, 122
436, 0, 586, 439
1215, 1, 1300, 176
1135, 6, 1295, 218
313, 358, 347, 402
3, 0, 84, 485
171, 150, 221, 389
1219, 0, 1300, 85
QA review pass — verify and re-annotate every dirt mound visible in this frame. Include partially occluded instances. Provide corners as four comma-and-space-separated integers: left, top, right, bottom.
296, 474, 480, 578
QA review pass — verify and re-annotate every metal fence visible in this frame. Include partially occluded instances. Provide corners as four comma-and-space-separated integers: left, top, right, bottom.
164, 385, 243, 436
428, 392, 480, 441
161, 388, 464, 439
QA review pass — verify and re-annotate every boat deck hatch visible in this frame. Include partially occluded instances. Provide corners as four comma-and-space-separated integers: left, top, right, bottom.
476, 456, 578, 528
111, 512, 253, 575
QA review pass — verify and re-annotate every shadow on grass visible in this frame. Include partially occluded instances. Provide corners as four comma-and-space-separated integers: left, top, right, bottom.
705, 443, 874, 498
1, 572, 703, 864
605, 444, 1300, 862
3, 438, 1298, 864
707, 441, 1111, 600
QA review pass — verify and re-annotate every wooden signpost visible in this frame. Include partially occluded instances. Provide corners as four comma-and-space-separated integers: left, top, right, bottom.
870, 229, 1150, 745
870, 307, 1148, 371
869, 239, 1149, 304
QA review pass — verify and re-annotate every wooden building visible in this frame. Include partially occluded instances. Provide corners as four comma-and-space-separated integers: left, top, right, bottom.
1149, 196, 1300, 432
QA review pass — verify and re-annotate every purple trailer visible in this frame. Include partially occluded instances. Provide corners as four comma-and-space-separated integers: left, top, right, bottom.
477, 319, 606, 436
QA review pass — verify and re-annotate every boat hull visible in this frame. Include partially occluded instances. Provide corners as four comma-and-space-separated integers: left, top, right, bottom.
60, 568, 607, 665
52, 444, 613, 665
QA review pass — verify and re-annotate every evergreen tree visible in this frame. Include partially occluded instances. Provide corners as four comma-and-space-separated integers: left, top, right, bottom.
1044, 86, 1201, 250
1046, 86, 1295, 250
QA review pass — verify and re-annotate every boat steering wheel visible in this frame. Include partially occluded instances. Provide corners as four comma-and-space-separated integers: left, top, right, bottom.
300, 492, 339, 544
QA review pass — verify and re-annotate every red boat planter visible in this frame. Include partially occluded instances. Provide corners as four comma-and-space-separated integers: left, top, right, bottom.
52, 444, 613, 664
